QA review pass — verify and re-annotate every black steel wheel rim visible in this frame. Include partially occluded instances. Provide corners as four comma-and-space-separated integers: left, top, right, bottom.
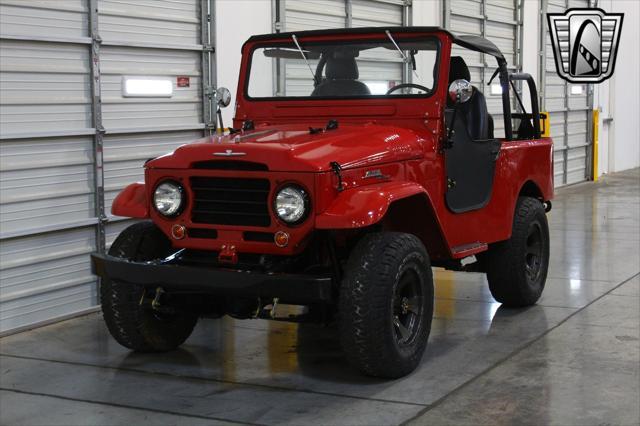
392, 267, 423, 346
525, 221, 544, 283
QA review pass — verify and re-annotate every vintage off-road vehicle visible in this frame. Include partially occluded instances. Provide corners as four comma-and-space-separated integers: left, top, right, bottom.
92, 26, 553, 378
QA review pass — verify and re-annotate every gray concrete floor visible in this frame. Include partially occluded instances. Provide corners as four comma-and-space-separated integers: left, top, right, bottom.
1, 169, 638, 426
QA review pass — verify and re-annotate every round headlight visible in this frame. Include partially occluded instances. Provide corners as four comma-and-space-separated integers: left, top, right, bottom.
153, 181, 184, 217
275, 185, 309, 224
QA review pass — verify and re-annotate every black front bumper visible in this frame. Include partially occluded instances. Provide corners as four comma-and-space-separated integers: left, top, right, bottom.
90, 253, 333, 303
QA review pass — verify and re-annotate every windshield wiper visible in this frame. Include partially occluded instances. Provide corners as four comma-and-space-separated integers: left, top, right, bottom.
385, 30, 420, 81
292, 34, 318, 86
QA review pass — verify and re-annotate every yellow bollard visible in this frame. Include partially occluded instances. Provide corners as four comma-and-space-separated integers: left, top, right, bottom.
540, 111, 550, 138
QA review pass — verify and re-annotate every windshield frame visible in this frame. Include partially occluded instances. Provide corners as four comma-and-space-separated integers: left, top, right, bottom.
243, 35, 442, 102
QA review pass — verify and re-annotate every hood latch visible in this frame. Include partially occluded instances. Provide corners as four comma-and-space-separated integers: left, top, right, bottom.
330, 161, 345, 192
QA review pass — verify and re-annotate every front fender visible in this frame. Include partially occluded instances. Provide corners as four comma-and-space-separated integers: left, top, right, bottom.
111, 183, 149, 218
315, 181, 428, 229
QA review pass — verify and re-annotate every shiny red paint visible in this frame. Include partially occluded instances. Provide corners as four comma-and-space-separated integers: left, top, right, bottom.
112, 183, 148, 218
110, 28, 554, 262
147, 123, 424, 172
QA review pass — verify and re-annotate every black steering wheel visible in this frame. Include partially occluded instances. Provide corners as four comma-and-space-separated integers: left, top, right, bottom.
386, 83, 430, 95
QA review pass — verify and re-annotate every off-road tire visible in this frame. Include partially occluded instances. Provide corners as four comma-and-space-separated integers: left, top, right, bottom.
100, 221, 198, 352
486, 196, 550, 307
339, 232, 434, 378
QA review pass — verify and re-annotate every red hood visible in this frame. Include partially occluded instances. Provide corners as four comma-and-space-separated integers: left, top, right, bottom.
147, 123, 425, 172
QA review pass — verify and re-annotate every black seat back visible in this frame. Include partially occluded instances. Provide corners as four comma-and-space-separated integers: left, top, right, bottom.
311, 56, 371, 97
447, 56, 490, 140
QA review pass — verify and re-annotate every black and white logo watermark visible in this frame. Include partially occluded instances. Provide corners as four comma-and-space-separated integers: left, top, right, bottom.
547, 8, 623, 83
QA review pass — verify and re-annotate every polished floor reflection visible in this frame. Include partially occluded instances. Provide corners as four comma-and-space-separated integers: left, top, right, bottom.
1, 169, 638, 425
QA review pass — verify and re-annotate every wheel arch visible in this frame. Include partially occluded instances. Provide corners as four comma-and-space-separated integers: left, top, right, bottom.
518, 179, 544, 201
380, 194, 450, 260
315, 181, 452, 259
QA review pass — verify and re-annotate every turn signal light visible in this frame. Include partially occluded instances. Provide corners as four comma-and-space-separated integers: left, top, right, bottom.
274, 231, 289, 247
171, 224, 186, 240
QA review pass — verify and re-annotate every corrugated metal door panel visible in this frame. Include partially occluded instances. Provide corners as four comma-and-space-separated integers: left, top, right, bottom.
351, 0, 403, 27
0, 283, 97, 333
0, 227, 96, 334
0, 0, 212, 334
100, 46, 203, 131
285, 0, 346, 31
542, 0, 593, 187
103, 130, 203, 217
0, 0, 88, 40
98, 0, 200, 47
0, 0, 98, 334
0, 40, 92, 136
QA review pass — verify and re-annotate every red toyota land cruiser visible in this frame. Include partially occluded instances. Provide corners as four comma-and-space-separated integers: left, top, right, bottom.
92, 27, 553, 378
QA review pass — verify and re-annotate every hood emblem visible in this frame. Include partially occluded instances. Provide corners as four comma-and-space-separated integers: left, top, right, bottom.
214, 149, 246, 157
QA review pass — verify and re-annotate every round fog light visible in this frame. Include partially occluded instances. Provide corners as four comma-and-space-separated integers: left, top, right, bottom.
274, 231, 289, 247
171, 224, 186, 240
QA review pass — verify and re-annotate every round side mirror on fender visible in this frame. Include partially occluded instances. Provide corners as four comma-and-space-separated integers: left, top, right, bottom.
216, 87, 232, 108
448, 79, 473, 104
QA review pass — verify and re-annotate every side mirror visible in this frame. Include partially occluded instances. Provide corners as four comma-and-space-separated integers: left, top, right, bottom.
448, 79, 473, 104
216, 87, 231, 108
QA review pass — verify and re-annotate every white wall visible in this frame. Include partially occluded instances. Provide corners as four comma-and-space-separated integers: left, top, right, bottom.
215, 0, 272, 127
603, 0, 640, 173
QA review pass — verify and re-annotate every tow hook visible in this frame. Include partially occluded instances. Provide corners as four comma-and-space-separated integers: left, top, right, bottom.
330, 161, 345, 192
218, 244, 239, 264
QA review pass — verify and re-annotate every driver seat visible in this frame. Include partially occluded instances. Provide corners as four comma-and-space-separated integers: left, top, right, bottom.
311, 56, 371, 97
448, 56, 493, 140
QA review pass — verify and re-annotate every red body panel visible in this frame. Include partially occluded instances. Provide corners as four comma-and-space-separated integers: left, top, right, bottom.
112, 183, 148, 218
110, 28, 554, 261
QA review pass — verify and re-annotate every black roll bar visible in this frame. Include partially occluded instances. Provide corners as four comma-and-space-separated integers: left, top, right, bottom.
498, 62, 513, 140
497, 63, 543, 141
509, 72, 542, 139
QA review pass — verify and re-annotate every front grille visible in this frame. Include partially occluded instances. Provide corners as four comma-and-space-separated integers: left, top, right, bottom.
244, 231, 274, 242
190, 177, 271, 227
188, 228, 218, 239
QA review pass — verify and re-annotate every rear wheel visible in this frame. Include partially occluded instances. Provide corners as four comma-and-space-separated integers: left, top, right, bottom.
486, 197, 550, 307
100, 221, 198, 352
339, 232, 434, 378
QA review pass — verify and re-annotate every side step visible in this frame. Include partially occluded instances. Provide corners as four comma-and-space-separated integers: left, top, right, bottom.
451, 242, 488, 259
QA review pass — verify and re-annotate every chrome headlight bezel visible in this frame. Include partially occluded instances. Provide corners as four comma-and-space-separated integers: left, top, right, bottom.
274, 184, 310, 225
153, 180, 186, 217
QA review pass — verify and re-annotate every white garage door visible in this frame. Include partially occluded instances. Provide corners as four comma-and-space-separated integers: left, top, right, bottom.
273, 0, 411, 97
0, 0, 215, 334
444, 0, 523, 138
541, 0, 594, 186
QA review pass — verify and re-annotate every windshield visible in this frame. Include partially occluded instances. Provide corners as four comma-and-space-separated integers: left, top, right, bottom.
246, 36, 440, 99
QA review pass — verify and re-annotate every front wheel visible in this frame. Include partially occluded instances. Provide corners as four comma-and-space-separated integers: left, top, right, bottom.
100, 221, 198, 352
486, 196, 550, 307
339, 233, 434, 378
